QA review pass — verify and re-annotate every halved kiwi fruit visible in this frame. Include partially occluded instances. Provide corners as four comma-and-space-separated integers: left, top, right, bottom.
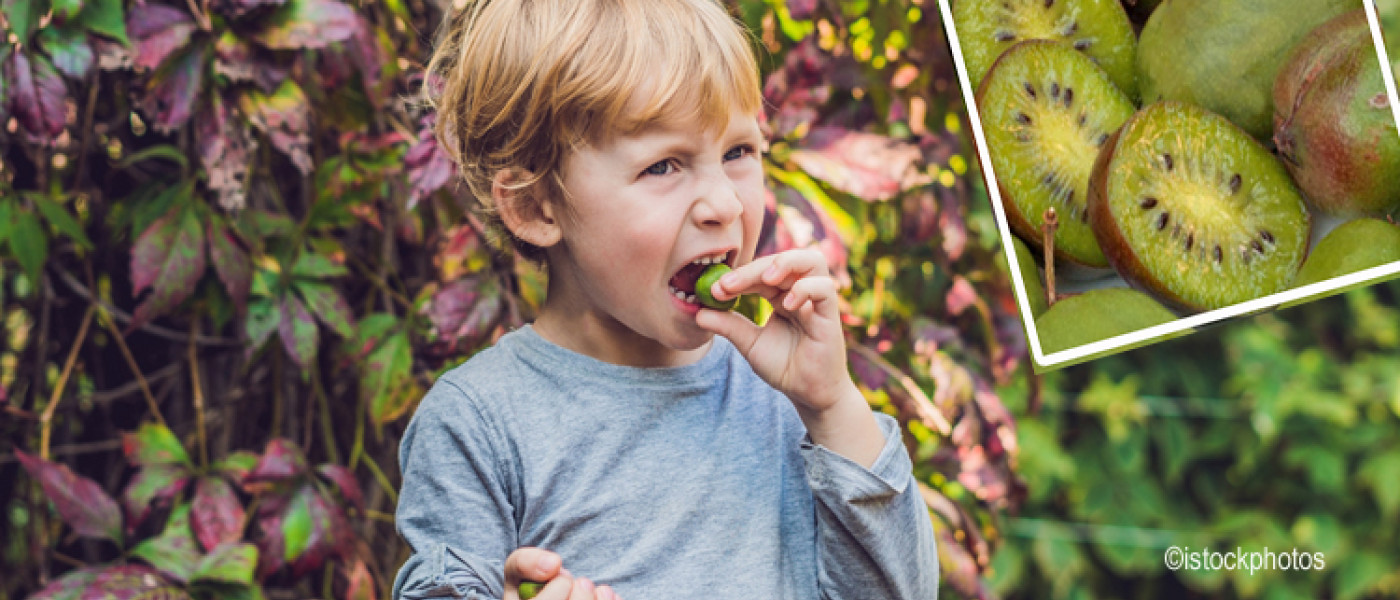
954, 0, 1138, 99
1088, 101, 1312, 312
977, 40, 1136, 268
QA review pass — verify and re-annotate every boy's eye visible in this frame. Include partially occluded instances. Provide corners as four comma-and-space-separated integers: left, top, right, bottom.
724, 144, 756, 161
643, 159, 678, 177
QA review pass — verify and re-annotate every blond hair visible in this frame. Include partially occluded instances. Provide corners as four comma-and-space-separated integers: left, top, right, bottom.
424, 0, 765, 264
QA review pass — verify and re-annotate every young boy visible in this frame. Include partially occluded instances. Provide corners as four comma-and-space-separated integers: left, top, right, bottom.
393, 1, 941, 599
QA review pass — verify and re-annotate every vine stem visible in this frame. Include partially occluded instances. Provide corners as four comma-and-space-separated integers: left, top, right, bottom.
361, 451, 399, 504
99, 305, 167, 428
189, 321, 209, 468
311, 362, 342, 465
1041, 208, 1059, 307
40, 306, 96, 460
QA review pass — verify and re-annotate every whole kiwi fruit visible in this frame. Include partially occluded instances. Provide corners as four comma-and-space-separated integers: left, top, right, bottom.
1034, 287, 1178, 355
1087, 101, 1312, 312
1136, 0, 1357, 140
1291, 218, 1400, 295
1275, 9, 1400, 216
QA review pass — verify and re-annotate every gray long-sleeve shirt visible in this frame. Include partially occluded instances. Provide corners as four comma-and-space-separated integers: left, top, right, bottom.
392, 324, 939, 599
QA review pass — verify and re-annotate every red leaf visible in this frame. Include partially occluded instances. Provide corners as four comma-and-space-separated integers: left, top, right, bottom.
278, 293, 318, 367
212, 0, 286, 19
15, 450, 124, 543
208, 221, 252, 312
122, 464, 191, 532
295, 281, 355, 339
284, 484, 354, 576
788, 127, 931, 201
344, 558, 376, 600
213, 450, 261, 483
405, 115, 455, 210
253, 0, 357, 50
130, 204, 207, 329
141, 41, 209, 134
192, 476, 246, 551
426, 277, 502, 352
28, 566, 101, 600
240, 80, 312, 173
127, 2, 196, 71
246, 438, 309, 483
7, 50, 69, 139
316, 464, 363, 512
80, 565, 191, 600
197, 94, 254, 211
945, 276, 978, 317
787, 0, 818, 19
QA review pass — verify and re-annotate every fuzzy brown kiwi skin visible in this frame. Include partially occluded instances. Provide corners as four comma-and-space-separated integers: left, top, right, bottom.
974, 45, 1106, 268
1087, 103, 1313, 313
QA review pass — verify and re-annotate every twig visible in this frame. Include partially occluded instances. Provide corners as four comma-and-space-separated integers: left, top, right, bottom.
361, 452, 399, 504
364, 509, 395, 524
1041, 208, 1059, 307
189, 321, 209, 469
99, 305, 167, 428
312, 363, 342, 465
71, 71, 100, 191
40, 306, 96, 460
0, 439, 122, 465
52, 266, 240, 347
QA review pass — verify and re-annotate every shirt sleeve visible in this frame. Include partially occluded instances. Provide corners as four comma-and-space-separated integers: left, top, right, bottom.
800, 411, 941, 600
393, 378, 518, 600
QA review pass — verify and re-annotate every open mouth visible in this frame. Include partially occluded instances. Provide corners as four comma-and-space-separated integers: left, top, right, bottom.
668, 250, 734, 304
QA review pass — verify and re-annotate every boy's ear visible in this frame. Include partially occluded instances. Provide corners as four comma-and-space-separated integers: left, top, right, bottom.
493, 169, 562, 249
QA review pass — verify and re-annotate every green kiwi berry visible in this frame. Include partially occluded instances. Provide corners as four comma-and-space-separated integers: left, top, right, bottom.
1004, 236, 1049, 318
1034, 287, 1178, 355
1283, 218, 1400, 307
519, 581, 544, 599
696, 264, 738, 311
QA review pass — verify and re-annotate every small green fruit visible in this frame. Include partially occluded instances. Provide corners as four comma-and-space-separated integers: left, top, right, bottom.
1285, 218, 1400, 307
1004, 236, 1049, 318
1035, 287, 1178, 355
519, 581, 544, 599
696, 264, 738, 311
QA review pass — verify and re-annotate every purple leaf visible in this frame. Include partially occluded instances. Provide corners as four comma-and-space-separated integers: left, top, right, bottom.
239, 80, 312, 173
130, 205, 208, 329
191, 542, 258, 585
7, 50, 69, 139
15, 450, 124, 543
317, 465, 364, 512
127, 2, 197, 71
406, 114, 456, 210
192, 476, 246, 552
212, 0, 286, 18
278, 293, 318, 367
122, 464, 191, 532
788, 127, 931, 201
246, 438, 310, 484
253, 510, 286, 578
197, 94, 254, 211
122, 422, 192, 466
787, 0, 818, 19
345, 15, 384, 105
140, 41, 209, 134
79, 566, 190, 600
294, 281, 355, 338
282, 483, 353, 576
208, 221, 252, 312
426, 277, 502, 352
253, 0, 357, 50
28, 565, 101, 600
130, 503, 201, 583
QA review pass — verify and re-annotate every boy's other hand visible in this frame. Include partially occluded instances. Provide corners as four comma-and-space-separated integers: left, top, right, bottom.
504, 547, 622, 600
695, 248, 855, 413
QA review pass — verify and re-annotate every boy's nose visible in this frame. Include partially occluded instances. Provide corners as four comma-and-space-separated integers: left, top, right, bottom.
694, 177, 744, 228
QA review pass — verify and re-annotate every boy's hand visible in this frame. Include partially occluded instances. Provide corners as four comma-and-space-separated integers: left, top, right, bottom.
504, 548, 622, 600
695, 248, 854, 413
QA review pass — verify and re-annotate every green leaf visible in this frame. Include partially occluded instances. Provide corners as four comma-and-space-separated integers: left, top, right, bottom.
766, 165, 859, 244
278, 293, 318, 368
38, 24, 93, 79
117, 144, 189, 172
9, 208, 48, 283
130, 203, 208, 328
245, 296, 281, 351
191, 542, 257, 585
27, 192, 92, 250
253, 0, 357, 50
131, 503, 202, 583
1358, 449, 1400, 519
0, 198, 13, 246
2, 0, 41, 41
291, 251, 347, 279
213, 450, 260, 482
294, 281, 354, 338
74, 0, 127, 44
281, 488, 313, 562
365, 330, 414, 424
51, 0, 82, 22
123, 422, 192, 467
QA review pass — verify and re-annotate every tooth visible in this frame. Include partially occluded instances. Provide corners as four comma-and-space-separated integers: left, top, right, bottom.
686, 294, 697, 303
674, 290, 685, 300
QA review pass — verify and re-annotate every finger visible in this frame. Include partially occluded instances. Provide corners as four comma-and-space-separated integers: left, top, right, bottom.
710, 254, 777, 301
505, 548, 562, 588
596, 585, 620, 600
566, 576, 597, 600
760, 248, 828, 289
695, 306, 763, 354
532, 573, 575, 600
777, 276, 840, 320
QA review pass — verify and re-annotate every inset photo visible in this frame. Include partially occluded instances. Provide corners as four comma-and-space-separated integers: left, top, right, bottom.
940, 0, 1400, 371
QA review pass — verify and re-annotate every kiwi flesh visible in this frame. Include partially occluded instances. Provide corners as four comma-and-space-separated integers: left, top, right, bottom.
1136, 0, 1357, 140
1088, 101, 1311, 312
977, 40, 1136, 268
1287, 218, 1400, 306
1034, 287, 1178, 355
1274, 9, 1400, 217
954, 0, 1138, 99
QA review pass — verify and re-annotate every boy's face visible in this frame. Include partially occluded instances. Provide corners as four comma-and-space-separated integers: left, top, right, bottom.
543, 106, 767, 360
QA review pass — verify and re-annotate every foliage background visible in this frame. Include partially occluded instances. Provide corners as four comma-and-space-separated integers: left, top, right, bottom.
3, 0, 1399, 598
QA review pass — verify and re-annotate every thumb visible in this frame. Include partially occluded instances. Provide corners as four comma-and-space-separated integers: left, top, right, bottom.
505, 547, 561, 585
695, 308, 762, 354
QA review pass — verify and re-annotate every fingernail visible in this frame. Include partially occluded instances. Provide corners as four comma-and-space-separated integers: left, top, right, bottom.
721, 273, 737, 285
599, 587, 616, 600
537, 554, 559, 571
765, 265, 780, 278
577, 578, 595, 593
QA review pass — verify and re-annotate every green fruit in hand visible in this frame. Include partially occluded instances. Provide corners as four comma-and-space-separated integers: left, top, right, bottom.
1274, 9, 1400, 216
519, 581, 544, 599
1035, 287, 1178, 355
1137, 0, 1355, 139
696, 264, 737, 310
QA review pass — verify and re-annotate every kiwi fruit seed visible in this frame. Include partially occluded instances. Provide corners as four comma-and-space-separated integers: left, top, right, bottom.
1287, 218, 1400, 306
1136, 0, 1357, 140
1087, 101, 1312, 312
1034, 287, 1178, 355
695, 264, 738, 311
1004, 235, 1050, 317
977, 40, 1135, 268
954, 0, 1138, 99
1275, 9, 1400, 217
